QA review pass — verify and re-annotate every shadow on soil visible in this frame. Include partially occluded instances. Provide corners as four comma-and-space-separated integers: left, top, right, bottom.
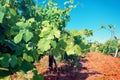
42, 57, 101, 80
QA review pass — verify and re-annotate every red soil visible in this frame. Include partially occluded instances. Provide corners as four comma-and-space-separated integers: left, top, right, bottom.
35, 52, 120, 80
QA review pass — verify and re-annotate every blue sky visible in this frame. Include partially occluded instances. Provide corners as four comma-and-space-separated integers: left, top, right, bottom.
66, 0, 120, 43
36, 0, 120, 43
55, 0, 120, 43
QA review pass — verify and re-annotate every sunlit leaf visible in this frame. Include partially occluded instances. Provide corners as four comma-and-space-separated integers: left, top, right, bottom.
53, 28, 60, 38
10, 8, 16, 16
0, 12, 4, 23
50, 40, 56, 49
14, 31, 24, 43
16, 22, 24, 27
26, 42, 33, 51
28, 18, 35, 23
16, 21, 30, 29
23, 53, 33, 62
37, 39, 51, 52
0, 75, 10, 80
39, 27, 51, 37
23, 30, 33, 42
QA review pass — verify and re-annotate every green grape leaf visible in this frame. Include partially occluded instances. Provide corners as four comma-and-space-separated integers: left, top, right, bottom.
50, 40, 56, 49
39, 27, 51, 37
23, 30, 33, 42
0, 75, 10, 80
17, 57, 23, 66
47, 34, 54, 39
53, 48, 65, 57
14, 31, 24, 44
53, 28, 60, 38
16, 22, 29, 29
23, 53, 33, 62
1, 54, 10, 68
65, 45, 75, 55
58, 40, 67, 48
28, 18, 35, 23
19, 61, 34, 73
10, 8, 16, 16
37, 39, 51, 52
0, 12, 4, 23
5, 0, 10, 3
26, 42, 33, 51
110, 40, 118, 48
42, 20, 50, 26
71, 30, 79, 36
16, 22, 24, 27
65, 38, 75, 55
74, 45, 82, 55
15, 46, 24, 56
33, 74, 44, 80
66, 44, 82, 55
9, 55, 17, 68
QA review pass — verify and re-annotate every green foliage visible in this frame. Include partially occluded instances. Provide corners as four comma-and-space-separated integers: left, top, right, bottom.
9, 55, 17, 68
0, 0, 94, 79
0, 75, 10, 80
33, 74, 44, 80
37, 39, 51, 52
23, 53, 33, 62
0, 5, 5, 23
92, 39, 118, 55
0, 54, 18, 68
23, 30, 33, 42
0, 12, 4, 23
14, 31, 24, 44
0, 54, 10, 68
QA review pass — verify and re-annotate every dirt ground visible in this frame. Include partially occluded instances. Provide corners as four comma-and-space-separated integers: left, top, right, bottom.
35, 52, 120, 80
